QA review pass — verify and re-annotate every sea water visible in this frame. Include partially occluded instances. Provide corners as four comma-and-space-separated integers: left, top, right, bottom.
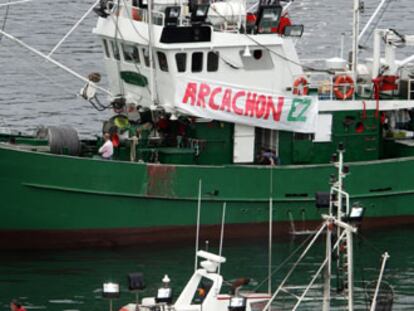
0, 226, 413, 310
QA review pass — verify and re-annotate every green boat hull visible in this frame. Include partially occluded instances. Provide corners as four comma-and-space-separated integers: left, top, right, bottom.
1, 144, 414, 249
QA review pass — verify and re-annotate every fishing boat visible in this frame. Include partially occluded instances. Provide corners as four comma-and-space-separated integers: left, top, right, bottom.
0, 0, 414, 249
111, 148, 393, 310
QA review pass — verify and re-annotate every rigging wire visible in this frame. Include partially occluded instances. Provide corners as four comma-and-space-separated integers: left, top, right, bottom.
2, 44, 113, 113
0, 0, 32, 8
252, 225, 321, 292
108, 3, 152, 96
1, 45, 111, 113
360, 0, 394, 48
0, 1, 114, 112
2, 45, 79, 97
121, 0, 149, 43
114, 0, 126, 96
0, 0, 10, 43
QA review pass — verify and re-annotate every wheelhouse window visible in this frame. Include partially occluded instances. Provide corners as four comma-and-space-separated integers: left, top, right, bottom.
207, 51, 219, 72
102, 39, 110, 58
142, 48, 150, 67
111, 41, 120, 60
157, 51, 168, 72
175, 53, 187, 72
122, 44, 140, 63
191, 52, 203, 72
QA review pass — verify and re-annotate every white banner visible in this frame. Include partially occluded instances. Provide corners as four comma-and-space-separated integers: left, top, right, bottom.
174, 79, 318, 133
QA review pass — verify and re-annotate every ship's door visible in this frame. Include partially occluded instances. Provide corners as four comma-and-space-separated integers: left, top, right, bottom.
233, 124, 255, 163
292, 133, 313, 164
255, 128, 279, 163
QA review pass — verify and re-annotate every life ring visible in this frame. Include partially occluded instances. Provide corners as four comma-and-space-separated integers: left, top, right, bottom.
293, 77, 309, 96
334, 75, 355, 100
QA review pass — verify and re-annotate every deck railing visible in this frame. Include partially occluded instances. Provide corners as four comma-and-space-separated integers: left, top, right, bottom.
295, 72, 414, 101
113, 2, 166, 26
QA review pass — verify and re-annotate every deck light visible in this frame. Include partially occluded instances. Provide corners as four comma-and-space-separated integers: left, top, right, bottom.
283, 25, 304, 37
228, 297, 247, 311
165, 6, 180, 26
102, 282, 120, 299
155, 274, 173, 304
191, 4, 209, 23
128, 272, 145, 291
256, 5, 283, 34
315, 192, 330, 209
348, 205, 365, 222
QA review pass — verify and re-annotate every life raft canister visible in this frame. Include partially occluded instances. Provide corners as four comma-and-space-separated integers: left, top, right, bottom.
131, 7, 141, 21
334, 75, 355, 100
293, 76, 309, 96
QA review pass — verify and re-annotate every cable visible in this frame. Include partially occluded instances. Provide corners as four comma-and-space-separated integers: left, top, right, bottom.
252, 225, 321, 292
3, 45, 112, 112
0, 0, 10, 43
121, 0, 149, 43
214, 51, 242, 70
108, 2, 152, 96
0, 0, 32, 7
2, 45, 79, 97
360, 0, 394, 48
114, 0, 126, 96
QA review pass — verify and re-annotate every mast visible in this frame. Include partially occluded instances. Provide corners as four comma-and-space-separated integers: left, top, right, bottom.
147, 0, 157, 107
351, 0, 360, 79
218, 202, 226, 275
336, 146, 354, 311
268, 168, 273, 295
322, 221, 332, 311
194, 180, 202, 272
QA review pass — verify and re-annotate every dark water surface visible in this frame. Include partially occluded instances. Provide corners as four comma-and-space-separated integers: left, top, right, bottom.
0, 226, 413, 310
0, 0, 413, 310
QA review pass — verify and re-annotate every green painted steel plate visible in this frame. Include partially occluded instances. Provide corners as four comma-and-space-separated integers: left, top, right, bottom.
120, 71, 148, 87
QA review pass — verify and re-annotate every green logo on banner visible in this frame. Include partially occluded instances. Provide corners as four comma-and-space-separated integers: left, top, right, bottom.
287, 98, 311, 122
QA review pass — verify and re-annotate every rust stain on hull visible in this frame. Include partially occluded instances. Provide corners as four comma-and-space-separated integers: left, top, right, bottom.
146, 164, 176, 197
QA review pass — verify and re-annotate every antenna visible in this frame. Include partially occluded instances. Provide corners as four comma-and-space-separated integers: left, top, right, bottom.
218, 202, 227, 275
194, 179, 202, 272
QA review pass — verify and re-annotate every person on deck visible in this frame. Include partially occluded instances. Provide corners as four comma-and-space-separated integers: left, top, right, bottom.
10, 300, 26, 311
98, 132, 114, 160
257, 148, 279, 166
276, 13, 292, 34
